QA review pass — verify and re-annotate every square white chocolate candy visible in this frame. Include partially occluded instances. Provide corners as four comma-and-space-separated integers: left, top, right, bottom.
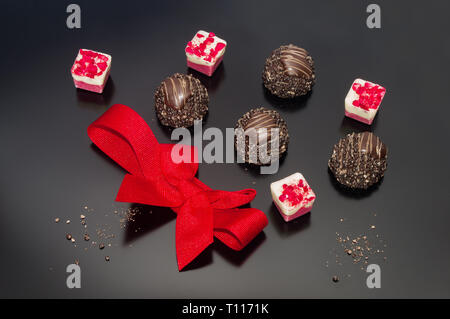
344, 78, 386, 125
71, 49, 112, 93
185, 30, 227, 76
270, 172, 316, 222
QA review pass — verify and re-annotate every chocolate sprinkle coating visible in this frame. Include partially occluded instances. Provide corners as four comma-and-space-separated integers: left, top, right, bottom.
263, 44, 315, 99
235, 107, 289, 165
154, 73, 208, 128
328, 132, 388, 189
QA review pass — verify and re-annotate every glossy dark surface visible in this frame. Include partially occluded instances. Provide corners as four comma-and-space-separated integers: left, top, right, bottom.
1, 0, 450, 298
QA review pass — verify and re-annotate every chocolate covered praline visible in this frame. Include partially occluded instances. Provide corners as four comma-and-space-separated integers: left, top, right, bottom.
235, 107, 289, 165
263, 44, 315, 99
328, 132, 388, 189
154, 73, 208, 128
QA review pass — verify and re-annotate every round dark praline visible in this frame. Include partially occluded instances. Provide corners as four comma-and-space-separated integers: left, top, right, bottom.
154, 73, 208, 128
328, 132, 388, 189
262, 44, 315, 99
235, 107, 289, 165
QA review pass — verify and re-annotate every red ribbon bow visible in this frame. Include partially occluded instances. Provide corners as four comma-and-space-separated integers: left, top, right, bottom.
87, 104, 268, 270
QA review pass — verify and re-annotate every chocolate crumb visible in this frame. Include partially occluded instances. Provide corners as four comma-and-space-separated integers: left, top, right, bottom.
66, 234, 72, 240
105, 256, 110, 262
332, 276, 339, 283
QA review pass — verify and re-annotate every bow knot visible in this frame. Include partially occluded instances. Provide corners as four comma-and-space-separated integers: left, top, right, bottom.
88, 104, 268, 270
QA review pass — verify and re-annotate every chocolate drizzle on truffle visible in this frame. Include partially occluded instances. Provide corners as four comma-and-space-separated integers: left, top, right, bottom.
243, 112, 278, 131
359, 132, 387, 159
328, 132, 388, 189
235, 107, 289, 165
263, 44, 315, 99
243, 111, 279, 149
280, 45, 312, 78
154, 73, 208, 128
161, 77, 193, 110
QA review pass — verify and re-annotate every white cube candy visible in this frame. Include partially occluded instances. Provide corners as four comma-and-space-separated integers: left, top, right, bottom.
344, 78, 386, 125
270, 172, 316, 222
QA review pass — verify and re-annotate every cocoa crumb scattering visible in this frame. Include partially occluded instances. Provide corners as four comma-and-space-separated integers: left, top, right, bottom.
62, 204, 143, 266
327, 213, 388, 283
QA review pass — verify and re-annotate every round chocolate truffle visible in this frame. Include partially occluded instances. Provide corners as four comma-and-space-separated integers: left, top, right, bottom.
154, 73, 208, 128
328, 132, 388, 189
235, 107, 289, 165
262, 44, 315, 99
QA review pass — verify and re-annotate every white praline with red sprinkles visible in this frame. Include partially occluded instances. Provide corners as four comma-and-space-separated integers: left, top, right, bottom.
185, 30, 227, 66
345, 78, 386, 123
270, 172, 316, 217
71, 49, 112, 85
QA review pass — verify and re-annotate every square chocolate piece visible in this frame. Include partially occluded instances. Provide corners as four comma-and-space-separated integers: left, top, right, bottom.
270, 172, 316, 222
344, 78, 386, 125
185, 30, 226, 77
70, 49, 112, 93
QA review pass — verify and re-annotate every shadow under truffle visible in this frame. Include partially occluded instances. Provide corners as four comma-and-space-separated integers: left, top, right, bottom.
327, 167, 383, 199
263, 85, 313, 111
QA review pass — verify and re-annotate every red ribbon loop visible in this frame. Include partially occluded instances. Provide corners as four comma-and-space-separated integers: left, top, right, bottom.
88, 104, 268, 270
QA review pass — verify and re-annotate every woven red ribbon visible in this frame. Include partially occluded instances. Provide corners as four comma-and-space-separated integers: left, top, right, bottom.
87, 104, 268, 270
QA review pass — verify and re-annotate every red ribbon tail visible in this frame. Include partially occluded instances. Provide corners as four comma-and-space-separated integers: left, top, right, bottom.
214, 208, 268, 251
176, 195, 214, 271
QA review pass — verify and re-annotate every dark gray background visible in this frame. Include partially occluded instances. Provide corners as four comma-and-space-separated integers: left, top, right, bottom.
1, 0, 449, 298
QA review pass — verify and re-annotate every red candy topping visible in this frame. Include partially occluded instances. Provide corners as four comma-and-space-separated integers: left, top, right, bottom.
185, 31, 226, 63
71, 49, 110, 79
351, 81, 386, 111
279, 179, 315, 207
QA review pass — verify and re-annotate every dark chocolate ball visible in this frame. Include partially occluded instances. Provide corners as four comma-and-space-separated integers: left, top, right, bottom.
235, 107, 289, 165
262, 44, 315, 99
154, 73, 208, 128
328, 132, 388, 189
